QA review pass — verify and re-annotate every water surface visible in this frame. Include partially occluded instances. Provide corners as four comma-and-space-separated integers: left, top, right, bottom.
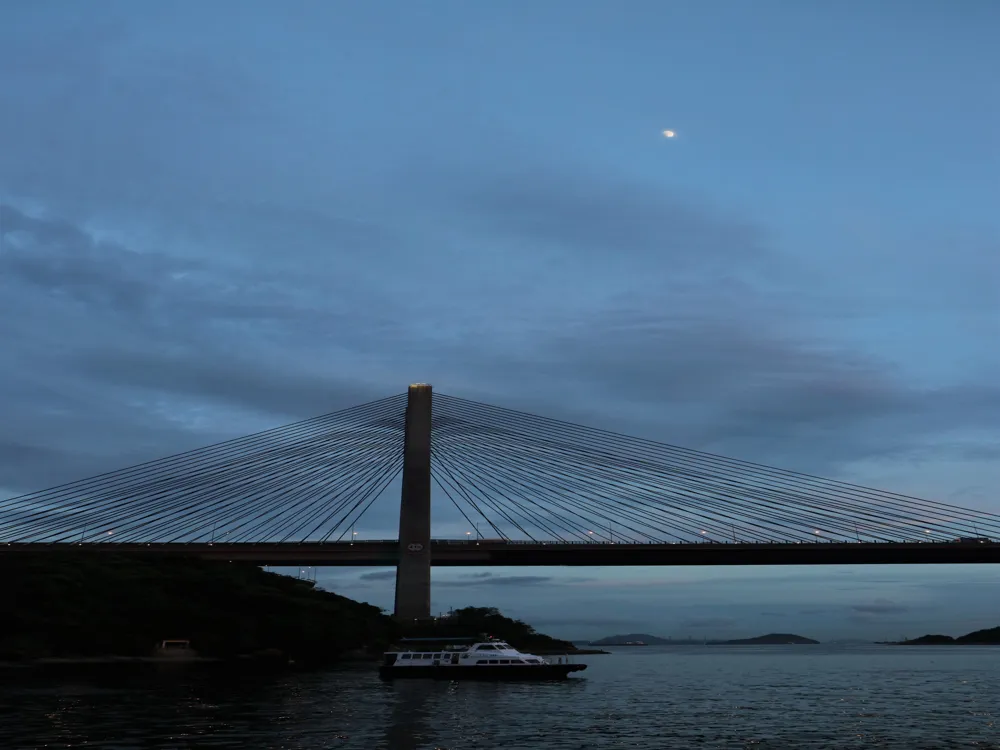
2, 645, 998, 749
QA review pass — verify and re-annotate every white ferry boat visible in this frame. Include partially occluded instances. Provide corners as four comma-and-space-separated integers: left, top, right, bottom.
379, 636, 587, 680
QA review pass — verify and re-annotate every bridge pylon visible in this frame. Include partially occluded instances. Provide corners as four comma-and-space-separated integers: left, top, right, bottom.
393, 383, 433, 622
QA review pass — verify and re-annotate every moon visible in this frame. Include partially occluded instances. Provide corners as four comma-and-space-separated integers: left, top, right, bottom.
662, 129, 676, 138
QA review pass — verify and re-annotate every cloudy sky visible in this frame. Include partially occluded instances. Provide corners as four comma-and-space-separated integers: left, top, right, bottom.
1, 1, 998, 640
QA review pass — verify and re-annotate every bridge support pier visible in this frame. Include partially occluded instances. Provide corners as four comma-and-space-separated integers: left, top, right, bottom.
393, 384, 433, 622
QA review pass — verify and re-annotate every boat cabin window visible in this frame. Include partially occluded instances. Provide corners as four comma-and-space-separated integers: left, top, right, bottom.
422, 654, 433, 659
401, 654, 412, 659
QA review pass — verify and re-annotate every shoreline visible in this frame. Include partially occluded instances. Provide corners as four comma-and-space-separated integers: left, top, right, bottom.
0, 656, 219, 670
534, 648, 609, 655
877, 642, 1000, 646
0, 653, 381, 670
2, 648, 608, 670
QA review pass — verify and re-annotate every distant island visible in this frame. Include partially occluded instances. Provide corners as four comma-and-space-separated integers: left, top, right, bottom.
826, 639, 874, 645
715, 633, 819, 645
591, 632, 819, 646
590, 633, 672, 646
883, 627, 1000, 646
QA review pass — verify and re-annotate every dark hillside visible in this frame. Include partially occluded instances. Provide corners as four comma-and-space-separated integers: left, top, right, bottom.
0, 553, 396, 663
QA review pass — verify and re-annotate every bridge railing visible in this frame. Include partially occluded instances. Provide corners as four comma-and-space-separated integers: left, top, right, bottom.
427, 538, 981, 546
4, 538, 988, 548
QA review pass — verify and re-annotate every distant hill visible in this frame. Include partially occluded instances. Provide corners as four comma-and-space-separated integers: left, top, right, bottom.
711, 633, 819, 645
589, 633, 672, 646
896, 634, 956, 645
957, 627, 1000, 644
892, 626, 1000, 646
590, 632, 819, 646
827, 639, 874, 645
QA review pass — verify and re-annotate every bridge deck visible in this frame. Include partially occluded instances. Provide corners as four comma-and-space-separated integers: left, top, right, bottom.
3, 540, 998, 566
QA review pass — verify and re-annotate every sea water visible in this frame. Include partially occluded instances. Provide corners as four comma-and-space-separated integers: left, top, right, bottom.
1, 645, 998, 749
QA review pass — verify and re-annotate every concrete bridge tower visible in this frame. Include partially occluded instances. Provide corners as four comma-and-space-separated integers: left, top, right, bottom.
393, 383, 433, 622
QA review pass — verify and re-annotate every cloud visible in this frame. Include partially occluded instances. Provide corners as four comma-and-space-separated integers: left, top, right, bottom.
435, 572, 598, 588
395, 156, 1000, 479
358, 570, 396, 582
851, 599, 909, 615
436, 575, 555, 588
445, 162, 772, 272
0, 203, 402, 492
4, 162, 999, 504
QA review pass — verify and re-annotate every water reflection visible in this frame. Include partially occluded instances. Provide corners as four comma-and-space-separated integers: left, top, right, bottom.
377, 677, 589, 749
379, 679, 440, 750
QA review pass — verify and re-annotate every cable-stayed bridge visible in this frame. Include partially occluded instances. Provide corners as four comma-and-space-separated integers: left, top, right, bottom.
2, 384, 998, 620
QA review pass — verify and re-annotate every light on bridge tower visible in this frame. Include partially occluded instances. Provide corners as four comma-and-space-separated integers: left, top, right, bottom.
393, 383, 433, 622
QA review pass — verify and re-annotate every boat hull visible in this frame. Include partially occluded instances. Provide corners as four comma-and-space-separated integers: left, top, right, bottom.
379, 663, 586, 681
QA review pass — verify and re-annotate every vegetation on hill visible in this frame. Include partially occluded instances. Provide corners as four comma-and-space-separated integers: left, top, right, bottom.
400, 607, 577, 652
894, 627, 1000, 645
0, 553, 397, 663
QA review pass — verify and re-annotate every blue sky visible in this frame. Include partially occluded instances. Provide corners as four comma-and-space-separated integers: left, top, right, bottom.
1, 1, 998, 640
